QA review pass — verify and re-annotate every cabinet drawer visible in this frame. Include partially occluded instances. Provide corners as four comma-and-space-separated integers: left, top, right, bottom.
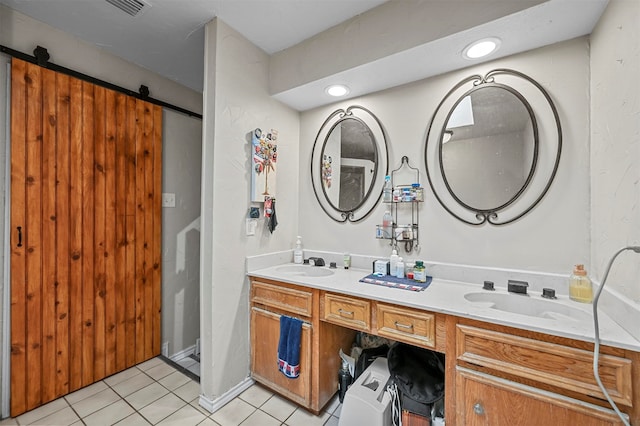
456, 324, 633, 406
251, 280, 313, 317
323, 293, 370, 331
456, 367, 626, 426
376, 303, 435, 348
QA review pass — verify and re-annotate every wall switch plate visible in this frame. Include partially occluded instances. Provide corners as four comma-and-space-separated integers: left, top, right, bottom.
162, 193, 175, 208
246, 218, 257, 236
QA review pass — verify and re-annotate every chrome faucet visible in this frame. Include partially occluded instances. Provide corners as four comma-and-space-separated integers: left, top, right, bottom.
308, 257, 325, 267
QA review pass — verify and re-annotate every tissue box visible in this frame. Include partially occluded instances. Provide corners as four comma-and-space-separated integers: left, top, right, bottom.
373, 260, 390, 275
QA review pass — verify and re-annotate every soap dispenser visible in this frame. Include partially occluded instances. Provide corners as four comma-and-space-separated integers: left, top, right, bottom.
569, 264, 593, 303
293, 236, 304, 264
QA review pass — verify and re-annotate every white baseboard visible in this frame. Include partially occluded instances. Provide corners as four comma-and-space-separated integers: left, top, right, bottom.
198, 377, 255, 414
169, 344, 196, 362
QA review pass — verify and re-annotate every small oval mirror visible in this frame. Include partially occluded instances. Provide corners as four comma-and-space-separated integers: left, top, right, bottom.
321, 117, 377, 212
440, 86, 536, 211
311, 106, 388, 222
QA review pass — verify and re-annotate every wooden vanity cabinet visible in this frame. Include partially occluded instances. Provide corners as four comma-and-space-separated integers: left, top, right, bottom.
249, 278, 356, 414
250, 278, 640, 424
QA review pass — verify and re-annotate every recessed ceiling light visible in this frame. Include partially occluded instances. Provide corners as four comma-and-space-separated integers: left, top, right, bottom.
463, 37, 501, 60
326, 84, 350, 97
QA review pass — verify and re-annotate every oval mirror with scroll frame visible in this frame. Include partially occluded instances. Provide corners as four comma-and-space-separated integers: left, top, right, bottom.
425, 69, 561, 225
311, 105, 388, 222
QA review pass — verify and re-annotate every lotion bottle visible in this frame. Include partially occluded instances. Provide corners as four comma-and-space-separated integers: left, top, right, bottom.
293, 236, 304, 264
569, 264, 593, 303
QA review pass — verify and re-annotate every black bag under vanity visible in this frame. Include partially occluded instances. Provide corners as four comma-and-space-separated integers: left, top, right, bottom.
387, 343, 445, 418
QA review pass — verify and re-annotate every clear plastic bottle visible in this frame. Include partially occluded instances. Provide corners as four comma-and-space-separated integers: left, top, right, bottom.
395, 257, 405, 279
569, 264, 593, 303
383, 175, 392, 203
382, 211, 393, 239
389, 249, 399, 276
293, 236, 304, 264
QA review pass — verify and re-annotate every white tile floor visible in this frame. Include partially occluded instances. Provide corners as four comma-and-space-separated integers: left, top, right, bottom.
0, 357, 341, 426
174, 356, 201, 379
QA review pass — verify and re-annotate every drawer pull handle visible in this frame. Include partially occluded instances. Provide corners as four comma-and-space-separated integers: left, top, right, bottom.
473, 403, 485, 415
338, 309, 354, 317
394, 321, 413, 330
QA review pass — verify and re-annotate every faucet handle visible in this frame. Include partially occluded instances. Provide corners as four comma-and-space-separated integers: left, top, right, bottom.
483, 281, 495, 291
542, 288, 557, 299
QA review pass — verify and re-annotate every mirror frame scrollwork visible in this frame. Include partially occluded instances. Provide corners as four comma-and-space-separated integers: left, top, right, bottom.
311, 105, 389, 222
424, 68, 562, 226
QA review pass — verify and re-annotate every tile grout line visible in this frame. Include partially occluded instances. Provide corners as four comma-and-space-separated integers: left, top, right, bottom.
102, 365, 197, 425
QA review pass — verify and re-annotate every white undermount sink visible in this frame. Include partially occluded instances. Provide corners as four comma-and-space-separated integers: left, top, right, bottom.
464, 291, 591, 322
275, 265, 335, 277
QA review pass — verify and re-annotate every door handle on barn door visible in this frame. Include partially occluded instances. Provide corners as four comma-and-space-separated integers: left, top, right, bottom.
17, 226, 22, 247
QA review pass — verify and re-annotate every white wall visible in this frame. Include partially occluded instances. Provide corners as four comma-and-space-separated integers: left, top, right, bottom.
0, 5, 201, 115
200, 18, 299, 403
269, 0, 545, 95
591, 0, 640, 301
0, 5, 203, 416
162, 110, 202, 358
299, 37, 591, 274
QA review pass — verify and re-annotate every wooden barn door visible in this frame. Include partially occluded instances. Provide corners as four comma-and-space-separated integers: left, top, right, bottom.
9, 58, 162, 417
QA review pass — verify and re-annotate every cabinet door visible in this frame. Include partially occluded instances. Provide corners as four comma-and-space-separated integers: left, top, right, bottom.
456, 368, 627, 426
250, 307, 312, 407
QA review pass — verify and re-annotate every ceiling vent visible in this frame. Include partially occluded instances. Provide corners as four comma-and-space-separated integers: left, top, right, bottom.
105, 0, 151, 17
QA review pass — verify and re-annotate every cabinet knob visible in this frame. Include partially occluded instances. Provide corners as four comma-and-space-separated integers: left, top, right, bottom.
473, 403, 485, 415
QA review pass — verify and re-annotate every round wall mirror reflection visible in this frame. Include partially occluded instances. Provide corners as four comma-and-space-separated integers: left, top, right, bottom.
440, 86, 537, 211
312, 106, 388, 222
321, 117, 377, 212
425, 69, 561, 225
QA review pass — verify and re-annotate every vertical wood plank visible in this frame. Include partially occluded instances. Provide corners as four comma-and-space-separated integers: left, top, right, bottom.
25, 62, 43, 411
55, 72, 71, 398
41, 67, 58, 403
93, 86, 106, 381
125, 97, 138, 367
68, 76, 84, 392
105, 89, 118, 376
81, 81, 95, 387
134, 99, 146, 364
151, 105, 162, 356
114, 93, 127, 372
10, 58, 28, 418
142, 103, 154, 359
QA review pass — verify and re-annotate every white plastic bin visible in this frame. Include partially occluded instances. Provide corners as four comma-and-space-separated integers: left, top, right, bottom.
338, 357, 391, 426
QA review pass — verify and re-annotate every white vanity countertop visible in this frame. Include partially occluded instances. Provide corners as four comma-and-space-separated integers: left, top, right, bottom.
248, 263, 640, 352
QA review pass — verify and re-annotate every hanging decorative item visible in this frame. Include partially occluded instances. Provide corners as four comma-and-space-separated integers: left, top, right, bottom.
251, 128, 278, 202
322, 154, 332, 189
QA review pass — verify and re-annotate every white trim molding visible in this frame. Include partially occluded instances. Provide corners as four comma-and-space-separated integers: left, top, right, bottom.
198, 377, 255, 414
